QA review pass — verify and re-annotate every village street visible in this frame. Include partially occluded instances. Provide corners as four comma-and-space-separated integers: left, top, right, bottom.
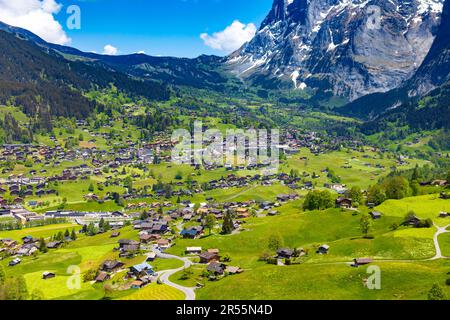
154, 247, 197, 300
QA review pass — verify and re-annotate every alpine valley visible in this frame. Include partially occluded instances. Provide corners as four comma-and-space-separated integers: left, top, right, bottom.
0, 0, 449, 301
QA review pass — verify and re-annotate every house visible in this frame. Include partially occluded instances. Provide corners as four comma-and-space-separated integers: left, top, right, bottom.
42, 272, 56, 280
118, 239, 140, 249
317, 244, 330, 254
276, 194, 299, 202
186, 247, 202, 254
131, 280, 145, 289
353, 258, 373, 266
439, 212, 449, 218
199, 251, 220, 264
95, 271, 110, 283
206, 262, 226, 276
101, 260, 124, 273
120, 244, 140, 256
181, 227, 202, 239
146, 252, 157, 262
0, 238, 17, 247
47, 241, 63, 249
207, 248, 220, 255
139, 234, 153, 243
277, 248, 294, 259
369, 211, 382, 220
22, 236, 35, 244
225, 266, 243, 275
17, 244, 38, 256
8, 258, 21, 266
235, 208, 250, 219
110, 231, 121, 238
335, 197, 353, 209
431, 180, 448, 187
405, 215, 421, 227
156, 239, 170, 249
129, 262, 154, 277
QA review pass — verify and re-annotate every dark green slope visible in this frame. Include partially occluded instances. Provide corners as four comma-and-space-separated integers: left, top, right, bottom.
0, 30, 169, 119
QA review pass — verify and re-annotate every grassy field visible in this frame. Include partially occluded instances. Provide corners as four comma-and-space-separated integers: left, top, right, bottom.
0, 224, 80, 241
196, 260, 450, 300
376, 194, 450, 227
121, 284, 185, 300
283, 148, 428, 189
439, 232, 450, 257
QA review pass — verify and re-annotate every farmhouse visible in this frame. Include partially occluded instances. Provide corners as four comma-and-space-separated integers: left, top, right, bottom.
206, 262, 226, 276
439, 212, 449, 218
199, 251, 220, 264
129, 262, 154, 277
317, 244, 330, 254
181, 226, 203, 239
42, 272, 56, 280
17, 244, 38, 256
101, 260, 124, 273
335, 198, 353, 209
118, 239, 140, 248
235, 208, 250, 219
353, 258, 373, 266
8, 258, 21, 266
369, 211, 382, 219
186, 247, 202, 254
277, 248, 294, 259
47, 241, 63, 249
95, 271, 110, 283
156, 239, 170, 249
225, 266, 243, 275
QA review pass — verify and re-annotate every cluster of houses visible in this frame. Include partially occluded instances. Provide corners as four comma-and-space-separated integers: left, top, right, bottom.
0, 235, 64, 260
185, 247, 243, 280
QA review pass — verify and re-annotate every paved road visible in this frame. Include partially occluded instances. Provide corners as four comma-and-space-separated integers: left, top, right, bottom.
430, 224, 450, 260
154, 248, 197, 300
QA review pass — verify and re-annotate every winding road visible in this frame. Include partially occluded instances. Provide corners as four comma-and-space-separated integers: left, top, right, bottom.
430, 224, 450, 260
154, 248, 197, 300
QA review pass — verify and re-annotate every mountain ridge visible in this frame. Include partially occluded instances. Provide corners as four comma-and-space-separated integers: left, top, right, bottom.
227, 0, 444, 101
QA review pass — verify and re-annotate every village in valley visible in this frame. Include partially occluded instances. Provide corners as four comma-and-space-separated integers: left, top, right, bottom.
1, 105, 449, 301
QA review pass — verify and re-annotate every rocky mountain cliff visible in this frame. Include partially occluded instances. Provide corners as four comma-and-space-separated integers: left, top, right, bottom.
227, 0, 444, 101
340, 0, 450, 119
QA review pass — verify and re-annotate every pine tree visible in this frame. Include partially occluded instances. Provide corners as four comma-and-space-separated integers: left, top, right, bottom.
99, 218, 105, 230
221, 211, 234, 235
39, 238, 47, 253
70, 229, 77, 241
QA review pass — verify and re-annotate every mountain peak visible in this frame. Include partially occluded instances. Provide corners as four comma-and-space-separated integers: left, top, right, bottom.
228, 0, 445, 101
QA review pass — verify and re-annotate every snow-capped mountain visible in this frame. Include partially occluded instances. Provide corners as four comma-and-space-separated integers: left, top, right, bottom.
227, 0, 444, 101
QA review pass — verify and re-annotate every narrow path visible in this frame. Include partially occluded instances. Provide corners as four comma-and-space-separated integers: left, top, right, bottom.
154, 248, 197, 300
430, 224, 450, 260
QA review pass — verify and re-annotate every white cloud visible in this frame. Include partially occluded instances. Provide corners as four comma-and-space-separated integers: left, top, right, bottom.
200, 20, 256, 53
0, 0, 71, 45
103, 44, 118, 55
136, 50, 146, 54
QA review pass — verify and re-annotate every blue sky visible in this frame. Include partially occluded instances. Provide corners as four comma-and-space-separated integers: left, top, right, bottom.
49, 0, 273, 57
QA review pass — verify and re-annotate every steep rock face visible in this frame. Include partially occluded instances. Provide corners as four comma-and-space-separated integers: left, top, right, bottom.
227, 0, 444, 100
339, 0, 450, 119
408, 0, 450, 95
